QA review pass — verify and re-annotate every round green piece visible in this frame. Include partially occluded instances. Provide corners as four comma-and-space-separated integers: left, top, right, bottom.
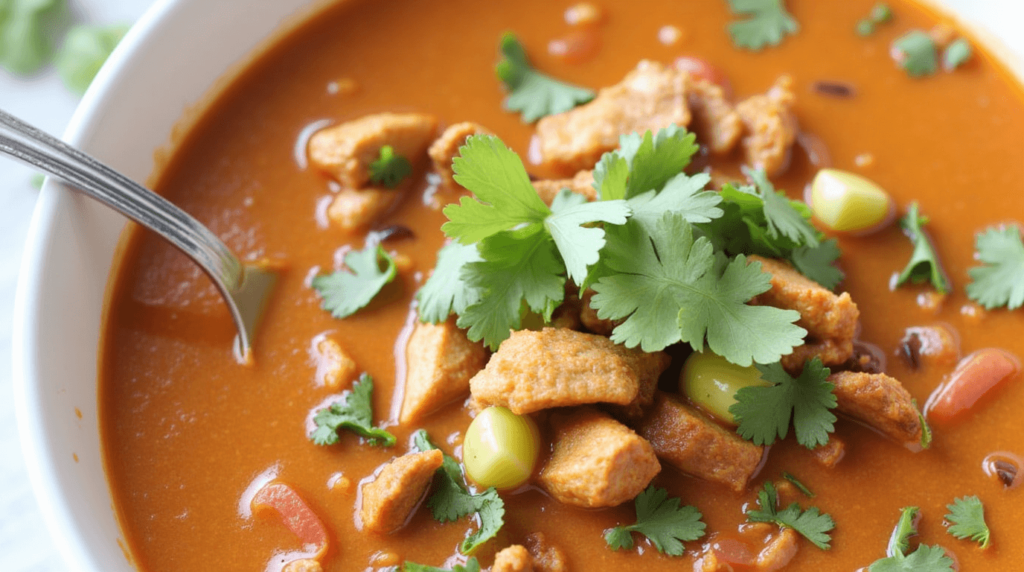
463, 406, 541, 490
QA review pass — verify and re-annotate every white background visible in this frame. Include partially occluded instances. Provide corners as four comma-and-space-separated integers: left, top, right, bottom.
1, 1, 1022, 572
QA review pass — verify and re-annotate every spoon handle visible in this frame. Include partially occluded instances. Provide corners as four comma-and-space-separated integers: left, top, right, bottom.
0, 109, 243, 292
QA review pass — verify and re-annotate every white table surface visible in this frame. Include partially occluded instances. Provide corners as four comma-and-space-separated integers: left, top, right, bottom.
3, 1, 1023, 572
0, 3, 155, 570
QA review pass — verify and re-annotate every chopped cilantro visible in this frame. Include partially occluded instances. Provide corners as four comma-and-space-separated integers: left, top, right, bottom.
790, 239, 844, 291
731, 358, 837, 448
54, 23, 129, 95
590, 214, 806, 365
311, 243, 397, 319
858, 3, 893, 36
943, 38, 972, 71
746, 481, 835, 550
403, 558, 480, 572
310, 374, 396, 446
442, 135, 629, 348
726, 0, 799, 51
892, 31, 938, 77
869, 507, 955, 572
593, 126, 702, 201
369, 145, 413, 188
895, 203, 951, 294
966, 225, 1024, 310
918, 408, 933, 449
748, 168, 819, 248
0, 0, 65, 75
496, 32, 595, 123
945, 496, 990, 548
870, 545, 955, 572
604, 486, 706, 556
783, 472, 815, 498
416, 241, 482, 324
413, 430, 505, 554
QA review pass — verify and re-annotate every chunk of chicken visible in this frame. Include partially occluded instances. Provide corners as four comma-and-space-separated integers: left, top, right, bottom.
748, 256, 859, 373
401, 318, 488, 425
636, 392, 764, 492
689, 78, 743, 155
326, 188, 399, 233
735, 76, 798, 177
313, 336, 358, 391
469, 328, 669, 414
493, 545, 534, 572
359, 450, 442, 533
536, 60, 692, 174
538, 408, 661, 508
532, 170, 598, 205
828, 371, 924, 447
308, 112, 438, 188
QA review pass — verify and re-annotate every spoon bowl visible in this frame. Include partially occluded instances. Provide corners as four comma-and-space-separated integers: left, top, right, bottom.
0, 108, 274, 363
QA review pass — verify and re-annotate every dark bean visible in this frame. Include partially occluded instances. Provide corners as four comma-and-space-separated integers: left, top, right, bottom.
901, 332, 923, 369
369, 225, 415, 245
995, 460, 1018, 487
812, 81, 856, 98
844, 341, 886, 374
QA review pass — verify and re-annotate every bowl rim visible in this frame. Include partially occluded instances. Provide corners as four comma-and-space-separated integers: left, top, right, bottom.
11, 1, 1024, 571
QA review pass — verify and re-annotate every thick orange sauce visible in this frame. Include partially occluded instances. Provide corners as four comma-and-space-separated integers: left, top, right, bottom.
101, 0, 1024, 570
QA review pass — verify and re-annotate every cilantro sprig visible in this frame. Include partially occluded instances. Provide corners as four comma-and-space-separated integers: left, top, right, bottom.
726, 0, 799, 51
895, 203, 950, 294
945, 496, 990, 548
496, 33, 595, 123
966, 225, 1024, 310
416, 241, 482, 323
440, 134, 629, 348
590, 214, 806, 365
312, 243, 397, 319
731, 358, 837, 448
604, 486, 706, 556
869, 507, 955, 572
369, 145, 413, 188
310, 374, 396, 446
746, 481, 835, 550
413, 430, 505, 554
403, 559, 480, 572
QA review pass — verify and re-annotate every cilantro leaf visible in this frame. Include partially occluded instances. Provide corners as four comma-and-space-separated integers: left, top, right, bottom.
726, 0, 799, 51
403, 558, 480, 572
457, 225, 565, 350
54, 23, 129, 95
627, 172, 720, 230
443, 135, 551, 244
892, 31, 938, 77
593, 126, 701, 201
731, 358, 837, 448
748, 168, 819, 248
889, 507, 920, 556
0, 0, 65, 75
746, 481, 835, 550
895, 203, 951, 294
605, 486, 706, 556
413, 430, 505, 554
496, 32, 595, 123
966, 225, 1024, 310
546, 190, 630, 284
789, 239, 844, 291
310, 374, 396, 446
416, 241, 483, 324
945, 496, 990, 548
870, 545, 955, 572
312, 244, 397, 319
943, 38, 972, 71
869, 507, 955, 572
591, 214, 805, 365
369, 145, 413, 188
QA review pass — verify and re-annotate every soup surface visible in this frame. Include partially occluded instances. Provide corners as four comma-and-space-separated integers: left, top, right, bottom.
101, 0, 1024, 570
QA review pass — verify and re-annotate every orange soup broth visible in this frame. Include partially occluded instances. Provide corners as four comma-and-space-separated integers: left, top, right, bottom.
100, 0, 1024, 570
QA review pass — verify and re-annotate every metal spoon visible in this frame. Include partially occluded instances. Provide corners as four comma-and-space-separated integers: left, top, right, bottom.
0, 109, 275, 364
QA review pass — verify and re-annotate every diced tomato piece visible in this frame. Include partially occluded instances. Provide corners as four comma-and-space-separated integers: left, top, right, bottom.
251, 482, 330, 558
926, 348, 1020, 424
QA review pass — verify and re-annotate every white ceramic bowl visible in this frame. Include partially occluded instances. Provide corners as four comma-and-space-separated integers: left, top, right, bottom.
12, 1, 1024, 571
